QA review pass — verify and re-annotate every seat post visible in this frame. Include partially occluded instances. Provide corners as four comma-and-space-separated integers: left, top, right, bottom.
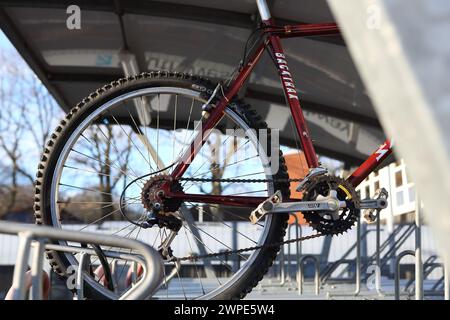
256, 0, 272, 21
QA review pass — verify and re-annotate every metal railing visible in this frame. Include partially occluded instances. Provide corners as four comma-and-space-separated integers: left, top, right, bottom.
0, 221, 164, 300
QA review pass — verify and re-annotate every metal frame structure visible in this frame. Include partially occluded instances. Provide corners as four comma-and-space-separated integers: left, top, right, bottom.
140, 0, 394, 209
0, 221, 163, 300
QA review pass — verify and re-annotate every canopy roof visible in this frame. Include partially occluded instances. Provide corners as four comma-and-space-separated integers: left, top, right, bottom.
0, 0, 389, 166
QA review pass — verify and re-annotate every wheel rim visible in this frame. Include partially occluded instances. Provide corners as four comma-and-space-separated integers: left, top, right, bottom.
49, 87, 277, 299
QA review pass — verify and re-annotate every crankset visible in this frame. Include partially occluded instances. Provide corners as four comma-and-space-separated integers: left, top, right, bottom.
250, 174, 388, 235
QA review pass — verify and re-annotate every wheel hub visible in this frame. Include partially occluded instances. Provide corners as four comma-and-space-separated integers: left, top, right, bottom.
140, 174, 183, 215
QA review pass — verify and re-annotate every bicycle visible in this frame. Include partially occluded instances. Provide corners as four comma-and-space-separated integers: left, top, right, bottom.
34, 0, 392, 299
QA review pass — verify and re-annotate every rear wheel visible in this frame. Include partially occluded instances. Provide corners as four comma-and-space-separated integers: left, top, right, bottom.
34, 72, 290, 299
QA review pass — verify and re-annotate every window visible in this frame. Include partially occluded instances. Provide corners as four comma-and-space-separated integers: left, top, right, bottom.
365, 185, 370, 199
408, 186, 415, 202
405, 170, 412, 185
374, 170, 379, 177
396, 190, 404, 206
374, 180, 380, 192
395, 171, 403, 187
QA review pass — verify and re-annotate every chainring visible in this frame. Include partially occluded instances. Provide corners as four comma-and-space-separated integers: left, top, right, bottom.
300, 175, 360, 235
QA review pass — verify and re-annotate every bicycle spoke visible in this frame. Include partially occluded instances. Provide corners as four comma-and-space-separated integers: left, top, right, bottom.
187, 222, 248, 262
95, 122, 143, 180
205, 203, 265, 227
110, 114, 154, 170
172, 95, 178, 164
70, 148, 139, 181
182, 225, 232, 274
181, 225, 206, 295
177, 98, 195, 161
187, 202, 257, 244
156, 94, 160, 170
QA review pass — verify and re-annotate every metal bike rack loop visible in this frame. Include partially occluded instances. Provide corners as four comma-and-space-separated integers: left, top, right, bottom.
394, 250, 415, 300
287, 213, 302, 283
298, 255, 320, 295
0, 221, 164, 300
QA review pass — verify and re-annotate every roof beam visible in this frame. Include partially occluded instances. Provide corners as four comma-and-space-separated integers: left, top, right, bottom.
0, 0, 344, 46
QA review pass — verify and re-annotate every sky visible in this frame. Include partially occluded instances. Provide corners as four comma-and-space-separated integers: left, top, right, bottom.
0, 30, 12, 49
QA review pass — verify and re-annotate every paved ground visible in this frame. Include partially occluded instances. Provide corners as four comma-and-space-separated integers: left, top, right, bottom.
245, 278, 445, 300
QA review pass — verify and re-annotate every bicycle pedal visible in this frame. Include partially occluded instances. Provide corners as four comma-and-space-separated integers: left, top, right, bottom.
249, 190, 282, 224
361, 188, 389, 224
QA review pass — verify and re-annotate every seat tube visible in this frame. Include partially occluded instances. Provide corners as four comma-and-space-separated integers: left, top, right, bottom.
268, 35, 319, 168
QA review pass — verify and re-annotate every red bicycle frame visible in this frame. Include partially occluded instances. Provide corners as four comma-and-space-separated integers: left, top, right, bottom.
166, 11, 393, 207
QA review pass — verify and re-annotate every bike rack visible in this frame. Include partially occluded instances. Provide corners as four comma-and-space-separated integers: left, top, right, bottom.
0, 221, 164, 300
265, 213, 301, 288
394, 250, 415, 300
359, 223, 415, 279
286, 214, 302, 283
325, 215, 362, 297
298, 255, 320, 295
405, 256, 440, 292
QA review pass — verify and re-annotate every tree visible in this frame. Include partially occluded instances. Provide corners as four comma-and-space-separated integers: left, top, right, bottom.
0, 48, 62, 218
67, 124, 133, 223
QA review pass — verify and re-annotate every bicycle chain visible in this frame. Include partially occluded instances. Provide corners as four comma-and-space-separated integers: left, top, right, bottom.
169, 176, 325, 262
171, 232, 323, 262
178, 177, 304, 183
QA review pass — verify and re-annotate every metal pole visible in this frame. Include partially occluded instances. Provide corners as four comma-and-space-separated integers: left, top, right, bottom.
445, 257, 450, 300
280, 246, 285, 285
76, 252, 89, 300
287, 226, 292, 282
375, 212, 383, 296
232, 221, 239, 272
354, 214, 361, 295
395, 250, 415, 300
415, 193, 423, 300
288, 214, 300, 282
12, 232, 33, 300
111, 259, 119, 293
30, 240, 45, 300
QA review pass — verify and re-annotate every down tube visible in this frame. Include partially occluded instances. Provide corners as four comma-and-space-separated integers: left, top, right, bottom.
267, 35, 319, 168
346, 139, 393, 187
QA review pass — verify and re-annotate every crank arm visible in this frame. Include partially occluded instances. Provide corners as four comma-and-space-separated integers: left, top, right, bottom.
249, 190, 346, 224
